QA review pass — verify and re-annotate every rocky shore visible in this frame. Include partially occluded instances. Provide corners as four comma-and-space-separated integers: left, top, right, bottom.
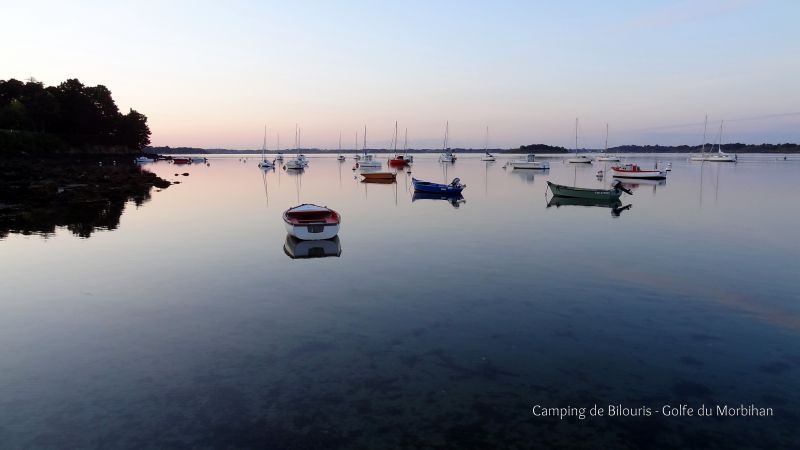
0, 155, 170, 238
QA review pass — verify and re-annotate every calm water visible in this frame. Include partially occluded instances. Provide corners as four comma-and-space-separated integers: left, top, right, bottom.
1, 154, 799, 449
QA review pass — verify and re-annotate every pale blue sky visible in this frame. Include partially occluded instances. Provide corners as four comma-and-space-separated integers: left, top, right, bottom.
4, 0, 799, 148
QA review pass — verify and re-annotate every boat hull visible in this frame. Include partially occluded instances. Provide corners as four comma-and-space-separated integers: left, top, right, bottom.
547, 181, 622, 200
567, 157, 592, 164
596, 156, 620, 161
611, 170, 666, 180
412, 178, 465, 194
283, 221, 340, 240
480, 156, 496, 161
361, 172, 397, 182
509, 161, 549, 169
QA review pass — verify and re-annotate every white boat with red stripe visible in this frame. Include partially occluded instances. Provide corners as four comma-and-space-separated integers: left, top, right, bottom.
283, 204, 341, 240
611, 163, 667, 180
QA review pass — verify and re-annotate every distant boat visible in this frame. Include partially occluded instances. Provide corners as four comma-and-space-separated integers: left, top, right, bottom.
596, 124, 620, 161
567, 118, 592, 164
172, 158, 191, 164
547, 180, 632, 201
275, 132, 284, 161
356, 125, 381, 168
439, 121, 456, 162
361, 172, 397, 182
481, 126, 495, 161
413, 177, 465, 194
506, 154, 549, 170
283, 204, 341, 240
336, 132, 345, 161
611, 163, 667, 180
191, 156, 207, 163
284, 125, 307, 170
134, 156, 153, 164
284, 235, 341, 259
388, 121, 408, 167
258, 124, 275, 168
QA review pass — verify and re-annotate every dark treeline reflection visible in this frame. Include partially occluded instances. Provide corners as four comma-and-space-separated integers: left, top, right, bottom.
0, 158, 169, 239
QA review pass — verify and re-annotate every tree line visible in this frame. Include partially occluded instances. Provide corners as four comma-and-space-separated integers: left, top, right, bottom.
0, 78, 150, 150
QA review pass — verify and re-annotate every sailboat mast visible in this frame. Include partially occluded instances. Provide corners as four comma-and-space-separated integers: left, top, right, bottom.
604, 123, 608, 153
338, 131, 342, 153
404, 128, 408, 155
701, 114, 708, 155
718, 121, 724, 153
363, 125, 367, 155
575, 118, 578, 154
394, 121, 398, 153
485, 126, 489, 153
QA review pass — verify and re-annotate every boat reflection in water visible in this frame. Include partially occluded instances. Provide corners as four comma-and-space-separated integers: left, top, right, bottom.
283, 235, 342, 259
613, 178, 666, 189
547, 196, 632, 217
412, 191, 466, 208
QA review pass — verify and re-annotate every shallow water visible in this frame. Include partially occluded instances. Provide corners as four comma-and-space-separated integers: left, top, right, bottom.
1, 154, 799, 448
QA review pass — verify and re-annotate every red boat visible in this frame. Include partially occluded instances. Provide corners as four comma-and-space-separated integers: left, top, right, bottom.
172, 158, 191, 164
388, 157, 407, 167
611, 163, 667, 180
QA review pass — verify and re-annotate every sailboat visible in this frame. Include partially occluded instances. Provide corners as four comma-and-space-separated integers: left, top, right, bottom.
353, 131, 361, 160
401, 128, 413, 162
692, 119, 737, 162
258, 124, 275, 168
356, 125, 381, 168
480, 126, 496, 161
567, 118, 592, 163
389, 122, 408, 166
439, 121, 456, 162
690, 115, 710, 161
337, 132, 345, 161
596, 124, 620, 161
275, 132, 284, 161
284, 125, 306, 170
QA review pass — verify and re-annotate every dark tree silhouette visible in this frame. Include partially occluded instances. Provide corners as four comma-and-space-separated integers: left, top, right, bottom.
0, 78, 151, 151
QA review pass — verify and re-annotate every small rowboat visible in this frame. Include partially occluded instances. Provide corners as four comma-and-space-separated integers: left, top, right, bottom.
134, 156, 154, 164
412, 177, 465, 194
547, 180, 632, 201
361, 172, 397, 183
283, 204, 341, 240
172, 158, 191, 164
611, 164, 667, 180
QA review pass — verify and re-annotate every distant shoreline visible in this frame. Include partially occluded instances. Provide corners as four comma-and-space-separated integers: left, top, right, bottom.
145, 144, 800, 155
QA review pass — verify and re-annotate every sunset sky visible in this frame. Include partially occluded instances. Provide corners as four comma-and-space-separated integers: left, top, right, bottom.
5, 0, 799, 149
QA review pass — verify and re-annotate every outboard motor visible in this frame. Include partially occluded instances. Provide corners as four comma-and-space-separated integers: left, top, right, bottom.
450, 177, 461, 187
613, 180, 633, 195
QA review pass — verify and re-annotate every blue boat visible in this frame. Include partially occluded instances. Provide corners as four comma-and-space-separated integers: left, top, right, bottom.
412, 177, 466, 194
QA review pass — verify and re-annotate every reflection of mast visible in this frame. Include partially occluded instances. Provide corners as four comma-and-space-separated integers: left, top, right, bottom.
261, 167, 269, 206
485, 161, 489, 195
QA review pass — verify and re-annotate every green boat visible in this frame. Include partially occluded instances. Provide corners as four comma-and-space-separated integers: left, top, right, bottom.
547, 180, 632, 201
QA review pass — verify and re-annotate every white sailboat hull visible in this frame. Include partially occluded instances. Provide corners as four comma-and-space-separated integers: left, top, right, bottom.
284, 159, 305, 169
596, 156, 620, 161
567, 156, 592, 164
611, 169, 667, 179
691, 154, 737, 162
439, 155, 456, 162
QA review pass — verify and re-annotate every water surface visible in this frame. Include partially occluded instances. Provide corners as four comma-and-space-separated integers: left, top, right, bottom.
1, 154, 798, 448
